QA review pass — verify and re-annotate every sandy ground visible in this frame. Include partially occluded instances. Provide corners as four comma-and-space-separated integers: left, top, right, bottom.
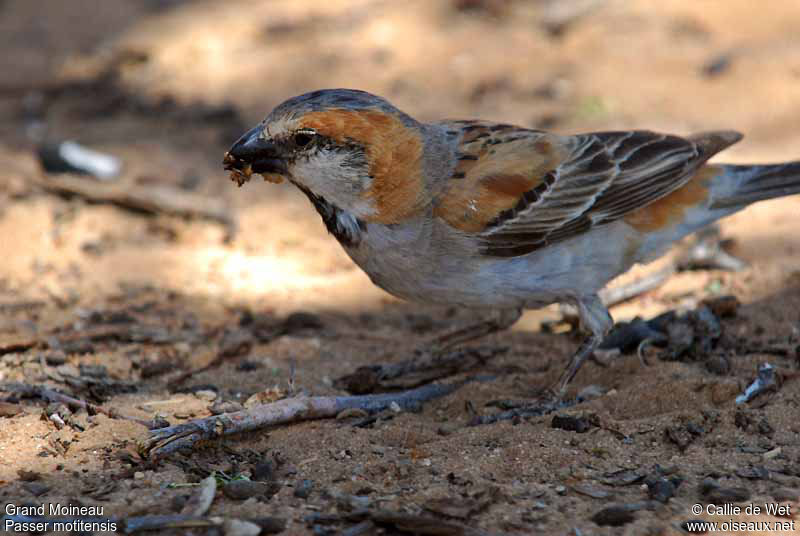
0, 1, 799, 534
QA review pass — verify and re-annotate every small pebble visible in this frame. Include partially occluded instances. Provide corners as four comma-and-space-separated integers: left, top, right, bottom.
772, 487, 799, 502
209, 400, 244, 415
250, 517, 288, 534
577, 384, 607, 401
222, 519, 261, 536
194, 389, 217, 401
437, 423, 459, 436
591, 505, 635, 526
705, 355, 730, 375
646, 477, 676, 503
701, 52, 733, 78
551, 414, 594, 433
294, 479, 313, 499
43, 351, 67, 366
702, 295, 739, 318
252, 460, 275, 481
79, 364, 108, 378
22, 482, 50, 497
170, 494, 189, 512
572, 482, 612, 499
223, 480, 281, 501
17, 470, 41, 481
704, 485, 751, 503
284, 311, 324, 331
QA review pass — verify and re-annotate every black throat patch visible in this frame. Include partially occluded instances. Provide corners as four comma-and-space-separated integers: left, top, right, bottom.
294, 183, 366, 247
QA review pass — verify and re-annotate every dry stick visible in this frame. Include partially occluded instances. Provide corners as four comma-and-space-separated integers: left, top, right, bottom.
0, 337, 38, 356
336, 346, 507, 393
1, 383, 152, 427
140, 381, 462, 458
2, 323, 174, 357
599, 264, 676, 307
33, 174, 237, 241
375, 347, 506, 381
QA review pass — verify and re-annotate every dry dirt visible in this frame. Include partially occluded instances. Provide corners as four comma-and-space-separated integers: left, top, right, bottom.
0, 1, 799, 534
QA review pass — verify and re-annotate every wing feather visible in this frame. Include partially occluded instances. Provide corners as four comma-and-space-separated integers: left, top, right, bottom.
432, 122, 741, 257
481, 131, 715, 256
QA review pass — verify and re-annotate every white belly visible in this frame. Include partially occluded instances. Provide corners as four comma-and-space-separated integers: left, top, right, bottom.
341, 219, 640, 309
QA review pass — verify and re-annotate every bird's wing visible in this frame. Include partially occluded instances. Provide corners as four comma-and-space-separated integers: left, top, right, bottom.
433, 121, 741, 257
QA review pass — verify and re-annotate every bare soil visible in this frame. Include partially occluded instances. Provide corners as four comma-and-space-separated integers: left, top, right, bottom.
0, 1, 798, 534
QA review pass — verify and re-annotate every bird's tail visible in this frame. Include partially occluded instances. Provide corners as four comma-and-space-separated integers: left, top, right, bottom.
634, 159, 800, 263
711, 161, 800, 209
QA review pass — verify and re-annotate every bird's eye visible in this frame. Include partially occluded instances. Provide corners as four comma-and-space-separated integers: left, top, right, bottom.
293, 129, 316, 148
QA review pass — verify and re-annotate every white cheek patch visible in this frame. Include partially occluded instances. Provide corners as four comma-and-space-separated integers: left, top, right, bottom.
292, 150, 377, 219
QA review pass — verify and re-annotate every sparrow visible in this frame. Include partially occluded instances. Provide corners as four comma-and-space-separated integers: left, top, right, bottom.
223, 88, 800, 397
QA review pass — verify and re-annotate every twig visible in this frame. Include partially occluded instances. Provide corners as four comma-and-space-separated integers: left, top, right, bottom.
140, 382, 463, 458
2, 322, 179, 357
34, 174, 237, 241
0, 336, 39, 356
467, 396, 576, 426
169, 320, 296, 387
599, 265, 676, 307
335, 346, 507, 393
1, 383, 151, 427
0, 300, 46, 313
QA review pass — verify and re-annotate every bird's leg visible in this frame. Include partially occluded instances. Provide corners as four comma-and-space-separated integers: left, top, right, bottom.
552, 295, 613, 396
467, 297, 615, 423
425, 308, 523, 354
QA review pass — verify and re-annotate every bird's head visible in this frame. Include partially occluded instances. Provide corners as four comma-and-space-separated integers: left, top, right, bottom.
224, 89, 429, 224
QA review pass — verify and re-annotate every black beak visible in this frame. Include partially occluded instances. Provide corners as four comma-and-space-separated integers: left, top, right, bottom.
223, 126, 288, 176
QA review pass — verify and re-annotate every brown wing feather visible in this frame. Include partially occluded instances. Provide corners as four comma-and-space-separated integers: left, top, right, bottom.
433, 121, 570, 232
479, 129, 741, 257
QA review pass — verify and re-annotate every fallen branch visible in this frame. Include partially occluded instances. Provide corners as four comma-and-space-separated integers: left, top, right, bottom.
335, 346, 507, 394
0, 336, 38, 356
599, 265, 676, 308
1, 383, 152, 427
140, 382, 462, 458
467, 397, 576, 426
2, 322, 178, 357
34, 174, 237, 241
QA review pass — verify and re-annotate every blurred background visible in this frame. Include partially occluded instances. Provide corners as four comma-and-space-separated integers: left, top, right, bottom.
1, 0, 799, 317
